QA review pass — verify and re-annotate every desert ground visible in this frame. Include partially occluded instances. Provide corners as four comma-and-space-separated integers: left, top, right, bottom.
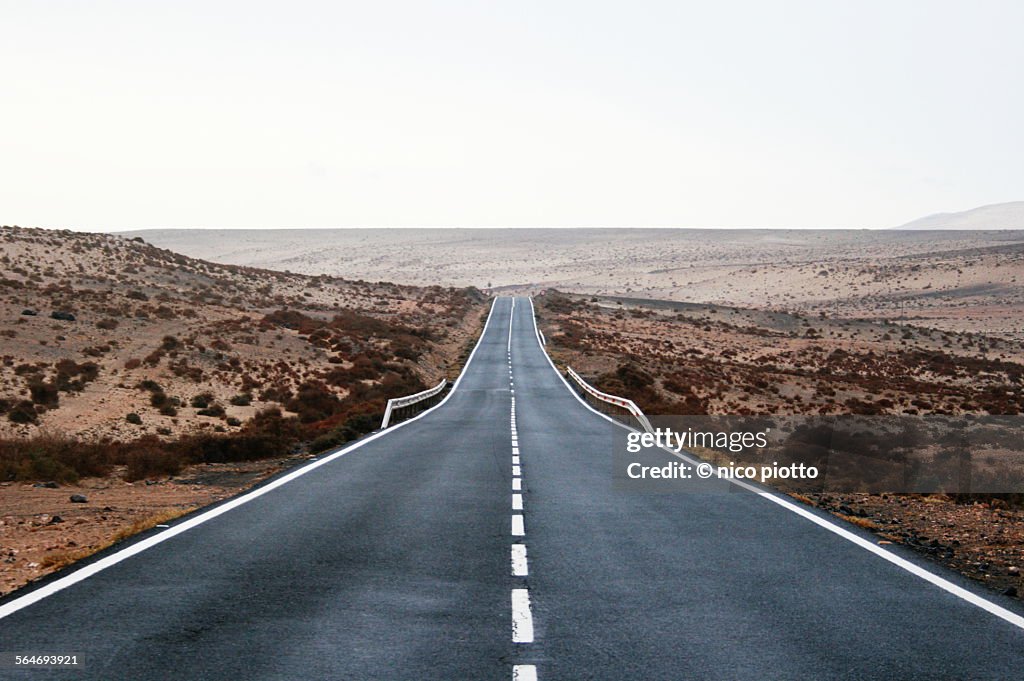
139, 228, 1024, 340
0, 227, 485, 442
0, 455, 303, 595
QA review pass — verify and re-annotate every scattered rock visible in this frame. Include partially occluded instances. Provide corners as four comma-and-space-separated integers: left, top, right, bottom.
1008, 566, 1019, 576
50, 310, 76, 322
48, 515, 64, 524
69, 494, 88, 503
1003, 586, 1018, 598
21, 309, 37, 316
33, 481, 60, 489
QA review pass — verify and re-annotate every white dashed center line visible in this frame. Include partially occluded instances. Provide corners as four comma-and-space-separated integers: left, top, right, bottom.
508, 301, 536, 678
511, 589, 534, 643
513, 665, 538, 681
511, 543, 529, 576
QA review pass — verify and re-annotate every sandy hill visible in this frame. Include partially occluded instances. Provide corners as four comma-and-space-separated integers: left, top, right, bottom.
895, 202, 1024, 230
0, 226, 485, 442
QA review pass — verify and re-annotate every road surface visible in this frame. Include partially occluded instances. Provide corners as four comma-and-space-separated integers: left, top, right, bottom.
1, 297, 1022, 679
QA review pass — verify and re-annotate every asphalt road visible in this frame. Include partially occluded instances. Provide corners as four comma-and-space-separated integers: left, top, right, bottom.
1, 296, 1022, 680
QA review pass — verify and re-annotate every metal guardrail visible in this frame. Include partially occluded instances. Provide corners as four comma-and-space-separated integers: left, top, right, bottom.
565, 367, 654, 434
380, 378, 449, 429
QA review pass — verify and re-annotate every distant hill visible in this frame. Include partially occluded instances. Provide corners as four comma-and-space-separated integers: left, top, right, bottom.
895, 202, 1024, 230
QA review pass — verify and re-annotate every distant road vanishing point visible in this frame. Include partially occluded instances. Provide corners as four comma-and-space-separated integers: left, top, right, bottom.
1, 297, 1022, 680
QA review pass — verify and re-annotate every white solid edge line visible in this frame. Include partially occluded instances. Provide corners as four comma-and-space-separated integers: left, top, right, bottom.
513, 664, 538, 681
511, 588, 534, 643
0, 298, 505, 622
512, 514, 525, 536
511, 543, 529, 576
525, 297, 1024, 632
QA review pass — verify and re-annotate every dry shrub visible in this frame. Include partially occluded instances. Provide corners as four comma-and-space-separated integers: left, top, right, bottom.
123, 444, 182, 481
28, 380, 59, 406
0, 435, 112, 482
177, 408, 303, 463
8, 400, 39, 423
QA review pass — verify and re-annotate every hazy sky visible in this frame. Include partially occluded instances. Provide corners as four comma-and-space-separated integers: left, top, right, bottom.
2, 1, 1022, 230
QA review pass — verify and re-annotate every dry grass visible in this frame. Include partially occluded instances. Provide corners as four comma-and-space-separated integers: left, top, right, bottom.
836, 514, 882, 531
109, 506, 196, 543
39, 547, 101, 571
39, 506, 196, 571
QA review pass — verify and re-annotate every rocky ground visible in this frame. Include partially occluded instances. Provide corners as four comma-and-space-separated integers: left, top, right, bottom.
0, 456, 304, 596
798, 493, 1024, 600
